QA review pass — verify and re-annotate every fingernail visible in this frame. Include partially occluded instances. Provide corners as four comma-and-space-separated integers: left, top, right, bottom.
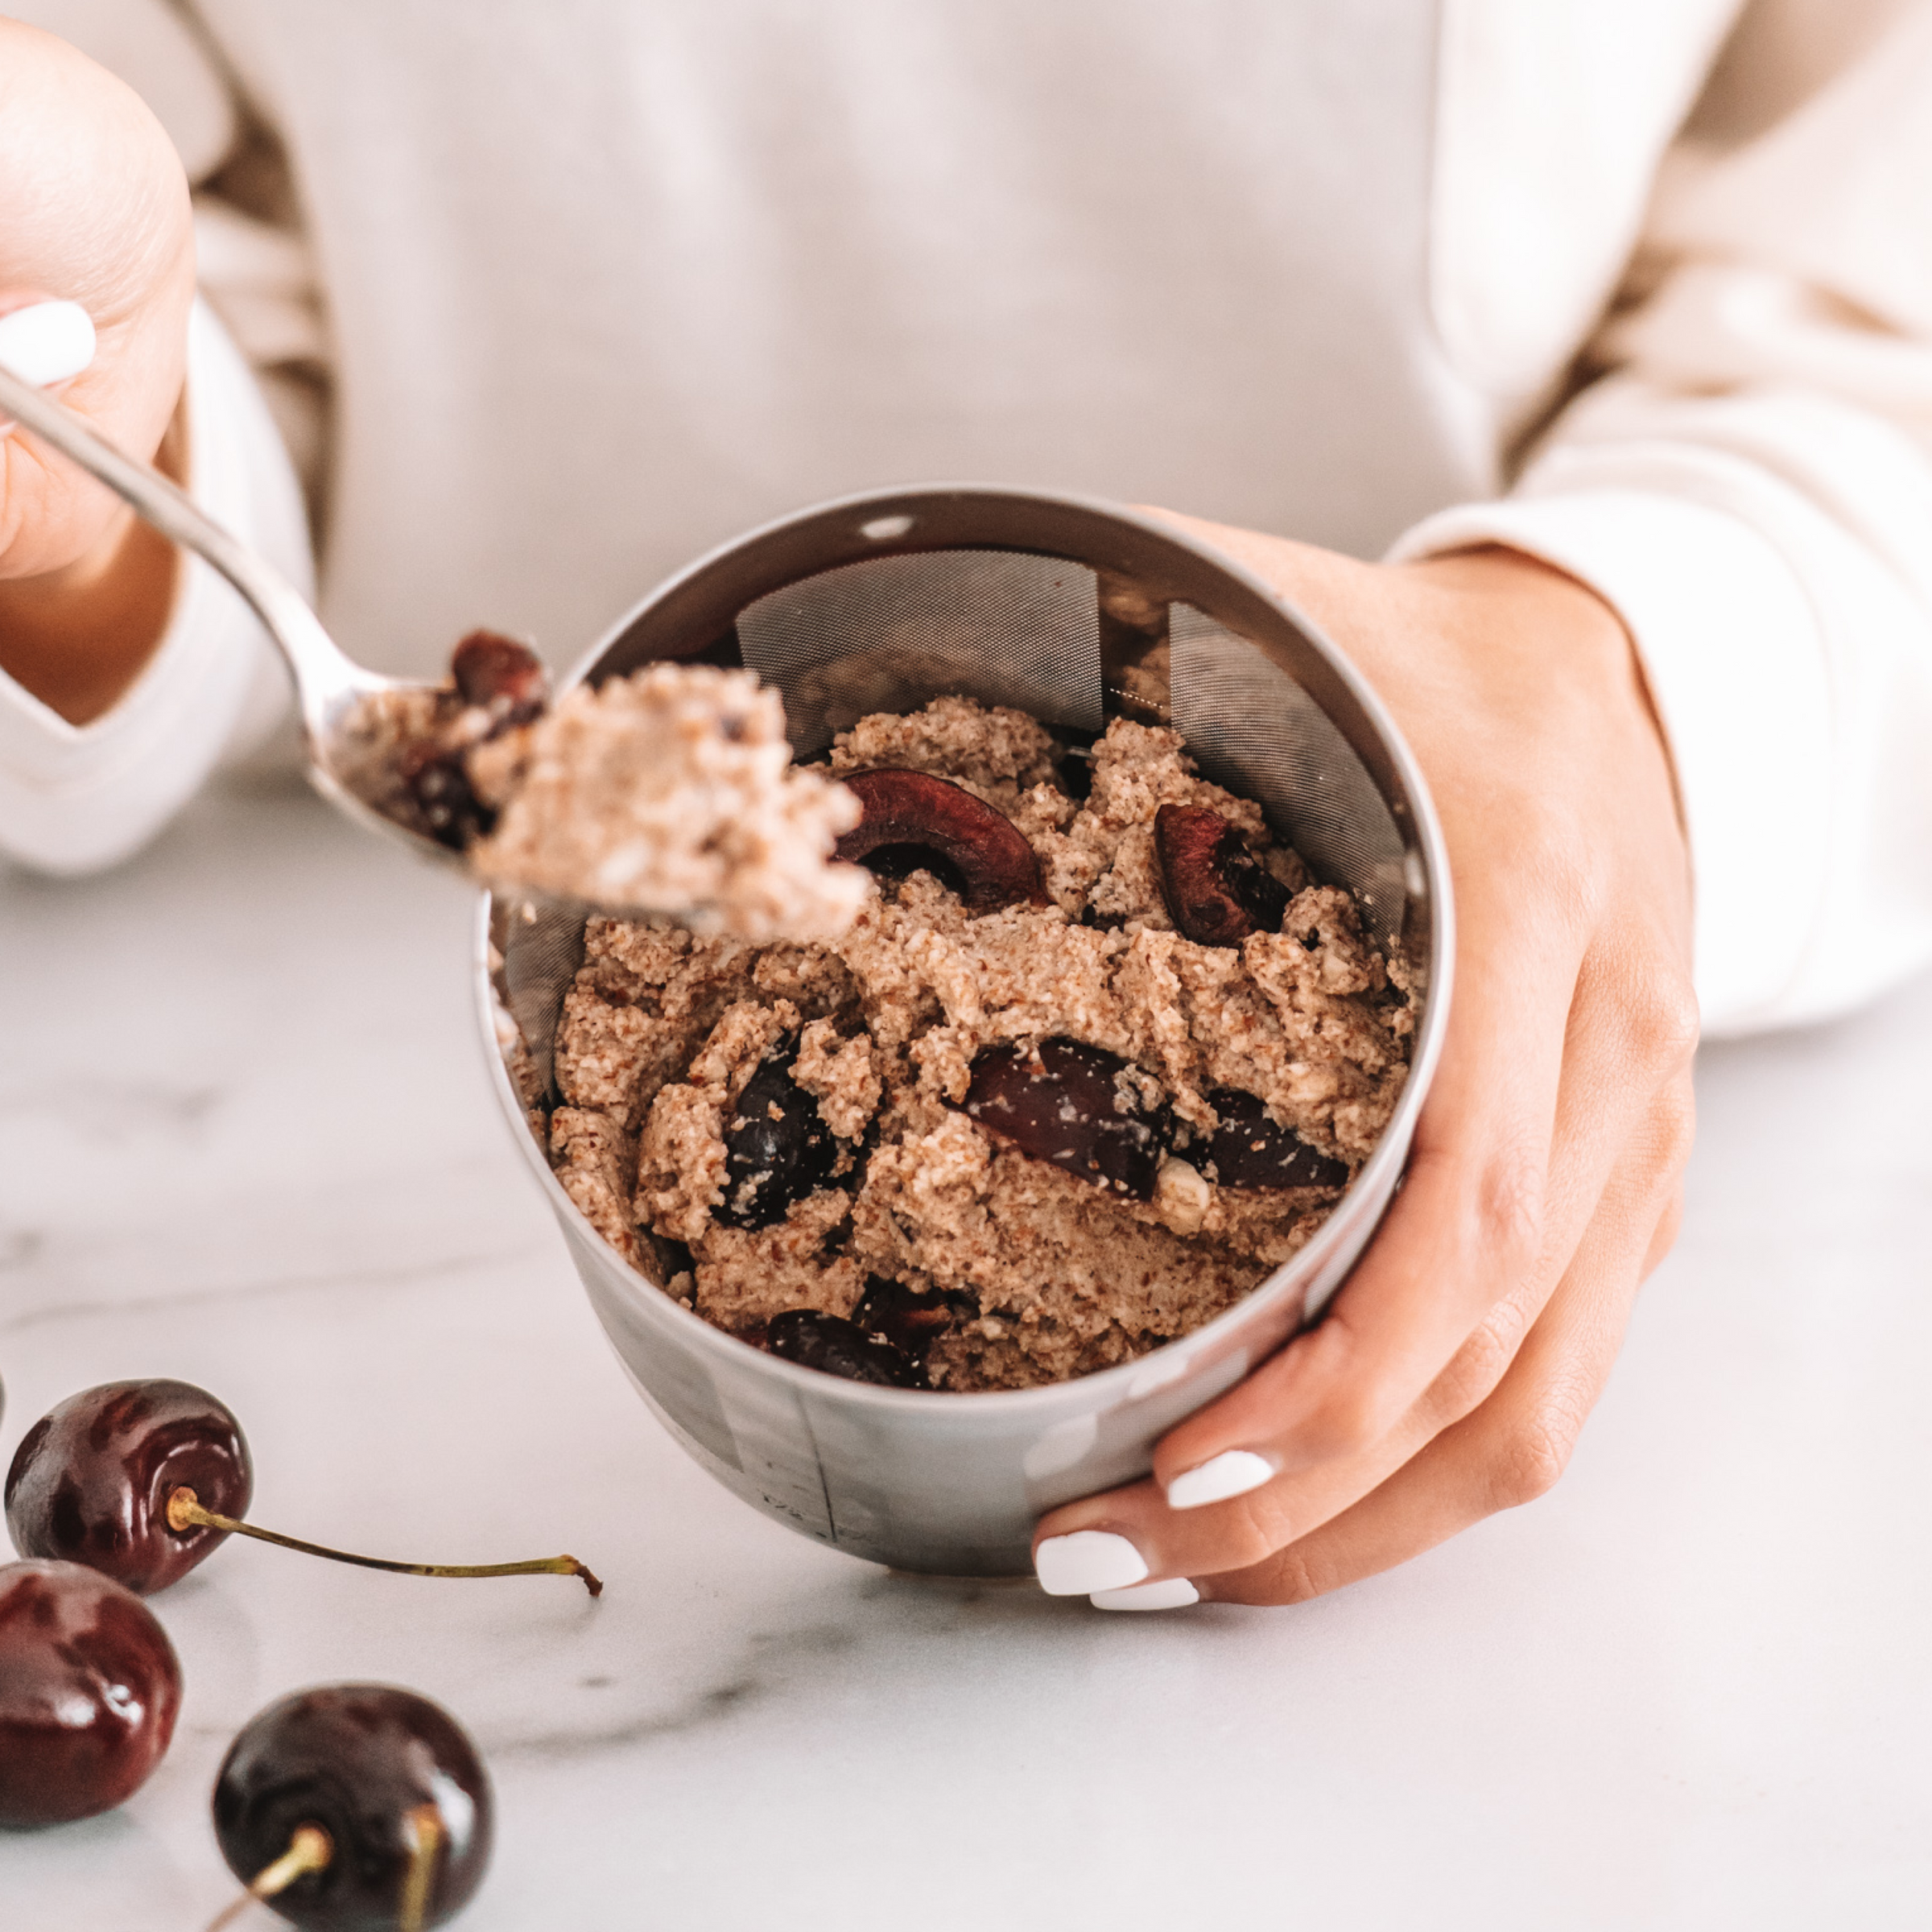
1091, 1577, 1201, 1612
1034, 1530, 1148, 1596
0, 300, 96, 386
1165, 1449, 1276, 1510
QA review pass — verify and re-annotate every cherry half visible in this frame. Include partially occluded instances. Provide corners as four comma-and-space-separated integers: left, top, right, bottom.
404, 630, 550, 849
210, 1683, 491, 1932
1153, 803, 1288, 947
833, 768, 1048, 911
0, 1558, 183, 1827
851, 1277, 973, 1360
957, 1038, 1171, 1199
448, 629, 547, 724
1195, 1088, 1349, 1190
719, 1040, 840, 1229
6, 1380, 600, 1599
767, 1309, 925, 1389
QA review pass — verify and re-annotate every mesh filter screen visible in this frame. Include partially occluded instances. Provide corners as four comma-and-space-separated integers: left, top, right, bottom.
1170, 604, 1406, 947
736, 549, 1104, 756
497, 899, 586, 1095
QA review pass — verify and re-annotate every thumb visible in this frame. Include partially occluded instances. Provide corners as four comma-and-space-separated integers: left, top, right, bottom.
0, 291, 131, 579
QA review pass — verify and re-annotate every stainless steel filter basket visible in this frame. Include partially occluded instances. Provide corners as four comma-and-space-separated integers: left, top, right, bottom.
473, 485, 1453, 1575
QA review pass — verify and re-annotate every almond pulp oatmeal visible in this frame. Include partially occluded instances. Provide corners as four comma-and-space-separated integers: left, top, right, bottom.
539, 693, 1416, 1393
342, 634, 867, 942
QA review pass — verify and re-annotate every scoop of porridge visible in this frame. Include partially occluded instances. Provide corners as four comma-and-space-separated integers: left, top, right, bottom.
341, 634, 868, 943
541, 695, 1414, 1393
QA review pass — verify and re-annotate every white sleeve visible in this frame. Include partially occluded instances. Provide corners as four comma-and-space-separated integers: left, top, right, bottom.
0, 298, 305, 875
1390, 1, 1932, 1039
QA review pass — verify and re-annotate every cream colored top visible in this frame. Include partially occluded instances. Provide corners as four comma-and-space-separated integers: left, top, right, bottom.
3, 0, 1930, 1038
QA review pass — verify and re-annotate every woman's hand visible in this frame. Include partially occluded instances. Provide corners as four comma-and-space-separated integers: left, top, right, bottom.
1033, 520, 1696, 1610
0, 19, 196, 721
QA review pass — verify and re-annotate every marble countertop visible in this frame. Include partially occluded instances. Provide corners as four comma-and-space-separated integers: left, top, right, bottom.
4, 773, 1929, 1930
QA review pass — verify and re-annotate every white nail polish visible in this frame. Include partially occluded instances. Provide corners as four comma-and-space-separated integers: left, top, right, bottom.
1164, 1449, 1276, 1510
1034, 1530, 1148, 1596
1091, 1577, 1201, 1612
0, 300, 96, 387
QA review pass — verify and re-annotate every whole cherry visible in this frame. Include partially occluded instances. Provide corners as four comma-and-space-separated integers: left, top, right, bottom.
6, 1378, 252, 1594
0, 1558, 183, 1827
7, 1379, 600, 1599
209, 1683, 493, 1932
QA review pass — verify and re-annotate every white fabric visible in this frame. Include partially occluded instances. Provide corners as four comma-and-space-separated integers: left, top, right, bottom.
200, 0, 1479, 658
0, 299, 297, 873
3, 0, 1930, 1042
1427, 0, 1743, 425
1394, 2, 1932, 1034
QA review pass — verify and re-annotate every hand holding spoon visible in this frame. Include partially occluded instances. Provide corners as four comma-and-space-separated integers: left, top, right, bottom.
0, 349, 472, 873
0, 347, 865, 939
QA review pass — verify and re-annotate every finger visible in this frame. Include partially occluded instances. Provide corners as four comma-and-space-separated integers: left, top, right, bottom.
1642, 1186, 1685, 1278
0, 279, 189, 581
0, 293, 119, 572
1037, 1074, 1691, 1595
1147, 927, 1693, 1509
1164, 881, 1579, 1471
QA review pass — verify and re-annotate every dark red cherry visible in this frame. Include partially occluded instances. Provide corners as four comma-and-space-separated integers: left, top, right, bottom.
852, 1277, 973, 1359
402, 744, 494, 851
1197, 1088, 1350, 1190
5, 1378, 251, 1595
403, 632, 548, 850
0, 1559, 182, 1827
957, 1038, 1171, 1200
1153, 803, 1288, 947
834, 769, 1048, 911
719, 1040, 841, 1229
449, 630, 547, 724
6, 1379, 597, 1598
212, 1684, 492, 1931
766, 1311, 926, 1389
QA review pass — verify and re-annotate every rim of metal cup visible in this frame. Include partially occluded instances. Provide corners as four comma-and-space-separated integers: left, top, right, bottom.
473, 483, 1454, 1425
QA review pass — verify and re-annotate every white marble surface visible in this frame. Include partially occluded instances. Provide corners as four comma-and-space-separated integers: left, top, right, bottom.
3, 773, 1930, 1930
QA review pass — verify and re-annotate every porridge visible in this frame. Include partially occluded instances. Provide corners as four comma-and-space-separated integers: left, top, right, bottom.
536, 694, 1415, 1393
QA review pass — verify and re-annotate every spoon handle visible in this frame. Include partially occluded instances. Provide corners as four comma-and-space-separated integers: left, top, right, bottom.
0, 361, 374, 733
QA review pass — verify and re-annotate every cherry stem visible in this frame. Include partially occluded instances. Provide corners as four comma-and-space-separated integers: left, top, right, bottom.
167, 1487, 603, 1596
398, 1802, 445, 1932
204, 1824, 332, 1932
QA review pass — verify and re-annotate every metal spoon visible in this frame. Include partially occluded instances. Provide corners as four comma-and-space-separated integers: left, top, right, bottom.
0, 358, 469, 873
